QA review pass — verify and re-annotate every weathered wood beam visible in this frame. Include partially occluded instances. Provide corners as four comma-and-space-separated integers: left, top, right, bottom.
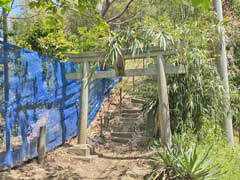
65, 47, 175, 63
66, 64, 186, 80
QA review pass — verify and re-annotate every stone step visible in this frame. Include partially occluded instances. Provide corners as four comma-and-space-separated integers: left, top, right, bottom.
121, 117, 144, 122
68, 144, 90, 156
111, 132, 133, 138
121, 113, 141, 118
131, 98, 146, 104
122, 108, 142, 113
73, 155, 98, 162
136, 137, 153, 146
112, 137, 130, 143
112, 122, 137, 132
122, 102, 143, 109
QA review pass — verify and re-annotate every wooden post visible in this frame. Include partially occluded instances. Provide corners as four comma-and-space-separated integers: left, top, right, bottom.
100, 113, 103, 137
119, 87, 122, 114
132, 76, 135, 91
78, 61, 89, 144
156, 55, 171, 147
37, 126, 46, 164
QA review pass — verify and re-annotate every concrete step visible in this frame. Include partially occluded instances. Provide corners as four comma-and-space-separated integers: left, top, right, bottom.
111, 132, 133, 138
131, 98, 146, 104
122, 108, 142, 113
112, 137, 130, 143
121, 113, 141, 118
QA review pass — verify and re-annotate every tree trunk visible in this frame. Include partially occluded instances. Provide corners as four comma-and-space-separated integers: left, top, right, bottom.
114, 56, 125, 76
2, 9, 8, 42
213, 0, 234, 144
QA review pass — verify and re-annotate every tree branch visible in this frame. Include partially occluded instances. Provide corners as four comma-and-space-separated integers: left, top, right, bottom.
101, 0, 110, 17
106, 0, 134, 23
97, 0, 116, 17
109, 12, 141, 26
6, 0, 15, 16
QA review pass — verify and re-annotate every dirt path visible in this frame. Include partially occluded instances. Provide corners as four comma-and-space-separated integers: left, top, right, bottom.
0, 88, 153, 180
0, 142, 152, 180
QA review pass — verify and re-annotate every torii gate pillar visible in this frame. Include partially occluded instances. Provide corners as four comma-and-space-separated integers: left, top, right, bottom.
78, 61, 89, 144
156, 55, 172, 147
68, 61, 98, 161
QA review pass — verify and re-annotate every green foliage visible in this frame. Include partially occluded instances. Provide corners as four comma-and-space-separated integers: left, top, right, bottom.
13, 16, 72, 58
230, 0, 240, 17
131, 1, 222, 133
169, 63, 225, 133
105, 26, 173, 65
29, 0, 97, 13
191, 0, 211, 10
0, 0, 11, 10
148, 141, 224, 180
213, 144, 240, 180
73, 21, 110, 52
227, 0, 240, 128
171, 122, 240, 180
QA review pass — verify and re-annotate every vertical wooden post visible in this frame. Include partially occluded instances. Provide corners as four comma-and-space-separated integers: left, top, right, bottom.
78, 61, 89, 144
100, 113, 103, 137
156, 55, 171, 147
132, 76, 135, 91
37, 126, 46, 164
119, 87, 122, 114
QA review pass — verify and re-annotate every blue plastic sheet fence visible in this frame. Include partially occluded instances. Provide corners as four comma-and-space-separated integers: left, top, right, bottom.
0, 41, 120, 169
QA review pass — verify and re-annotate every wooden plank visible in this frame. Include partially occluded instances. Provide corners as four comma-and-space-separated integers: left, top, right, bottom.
66, 64, 186, 80
65, 47, 176, 63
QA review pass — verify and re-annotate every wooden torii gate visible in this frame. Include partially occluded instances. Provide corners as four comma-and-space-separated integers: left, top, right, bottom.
66, 47, 186, 152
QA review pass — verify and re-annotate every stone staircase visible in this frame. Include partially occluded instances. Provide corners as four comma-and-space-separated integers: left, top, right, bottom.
111, 98, 146, 144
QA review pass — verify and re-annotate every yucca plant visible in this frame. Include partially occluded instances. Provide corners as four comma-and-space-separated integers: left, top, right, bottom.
147, 142, 225, 180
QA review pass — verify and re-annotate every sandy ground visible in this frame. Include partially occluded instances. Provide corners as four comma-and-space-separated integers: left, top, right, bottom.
0, 87, 153, 180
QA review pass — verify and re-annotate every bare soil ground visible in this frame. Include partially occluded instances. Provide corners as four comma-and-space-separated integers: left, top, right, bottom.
0, 87, 153, 180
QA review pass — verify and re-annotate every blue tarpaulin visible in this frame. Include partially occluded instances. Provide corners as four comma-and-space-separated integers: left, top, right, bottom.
0, 41, 120, 169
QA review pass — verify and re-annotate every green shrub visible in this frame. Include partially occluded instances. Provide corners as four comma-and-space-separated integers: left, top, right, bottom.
147, 142, 224, 180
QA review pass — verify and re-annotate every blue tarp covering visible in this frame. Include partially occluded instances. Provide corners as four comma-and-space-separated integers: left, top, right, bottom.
0, 41, 120, 169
